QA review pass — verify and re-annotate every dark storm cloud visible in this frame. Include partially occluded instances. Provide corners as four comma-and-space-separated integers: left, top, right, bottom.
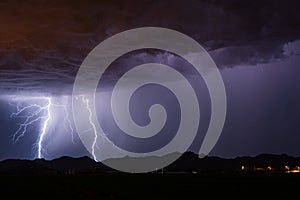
0, 0, 300, 93
209, 38, 287, 68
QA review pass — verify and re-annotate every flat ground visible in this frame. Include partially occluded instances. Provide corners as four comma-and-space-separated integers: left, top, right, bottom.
0, 172, 299, 199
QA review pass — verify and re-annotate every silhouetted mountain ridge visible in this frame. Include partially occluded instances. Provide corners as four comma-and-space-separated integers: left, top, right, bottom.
166, 152, 300, 172
0, 152, 299, 174
0, 156, 113, 174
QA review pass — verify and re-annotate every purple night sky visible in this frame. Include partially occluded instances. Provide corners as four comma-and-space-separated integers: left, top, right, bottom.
0, 0, 300, 160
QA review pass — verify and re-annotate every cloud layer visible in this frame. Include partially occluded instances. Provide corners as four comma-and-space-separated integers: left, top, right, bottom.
0, 0, 299, 94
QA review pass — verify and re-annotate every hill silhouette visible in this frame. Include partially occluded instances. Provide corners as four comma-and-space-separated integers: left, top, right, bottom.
0, 152, 299, 174
0, 156, 113, 174
166, 152, 300, 172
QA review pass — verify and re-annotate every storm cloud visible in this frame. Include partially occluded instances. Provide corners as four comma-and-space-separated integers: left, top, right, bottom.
0, 0, 299, 94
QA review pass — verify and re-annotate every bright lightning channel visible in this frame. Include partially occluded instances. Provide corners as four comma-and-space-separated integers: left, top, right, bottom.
37, 97, 51, 158
80, 96, 98, 162
10, 96, 74, 159
75, 95, 122, 162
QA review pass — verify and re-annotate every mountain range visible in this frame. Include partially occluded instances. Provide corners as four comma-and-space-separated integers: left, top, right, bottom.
0, 152, 299, 174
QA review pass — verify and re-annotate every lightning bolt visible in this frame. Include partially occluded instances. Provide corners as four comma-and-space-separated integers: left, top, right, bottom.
37, 97, 51, 159
80, 95, 98, 162
74, 95, 121, 162
10, 96, 75, 159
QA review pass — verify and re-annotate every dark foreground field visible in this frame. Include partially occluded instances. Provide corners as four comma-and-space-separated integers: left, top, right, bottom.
0, 172, 300, 199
